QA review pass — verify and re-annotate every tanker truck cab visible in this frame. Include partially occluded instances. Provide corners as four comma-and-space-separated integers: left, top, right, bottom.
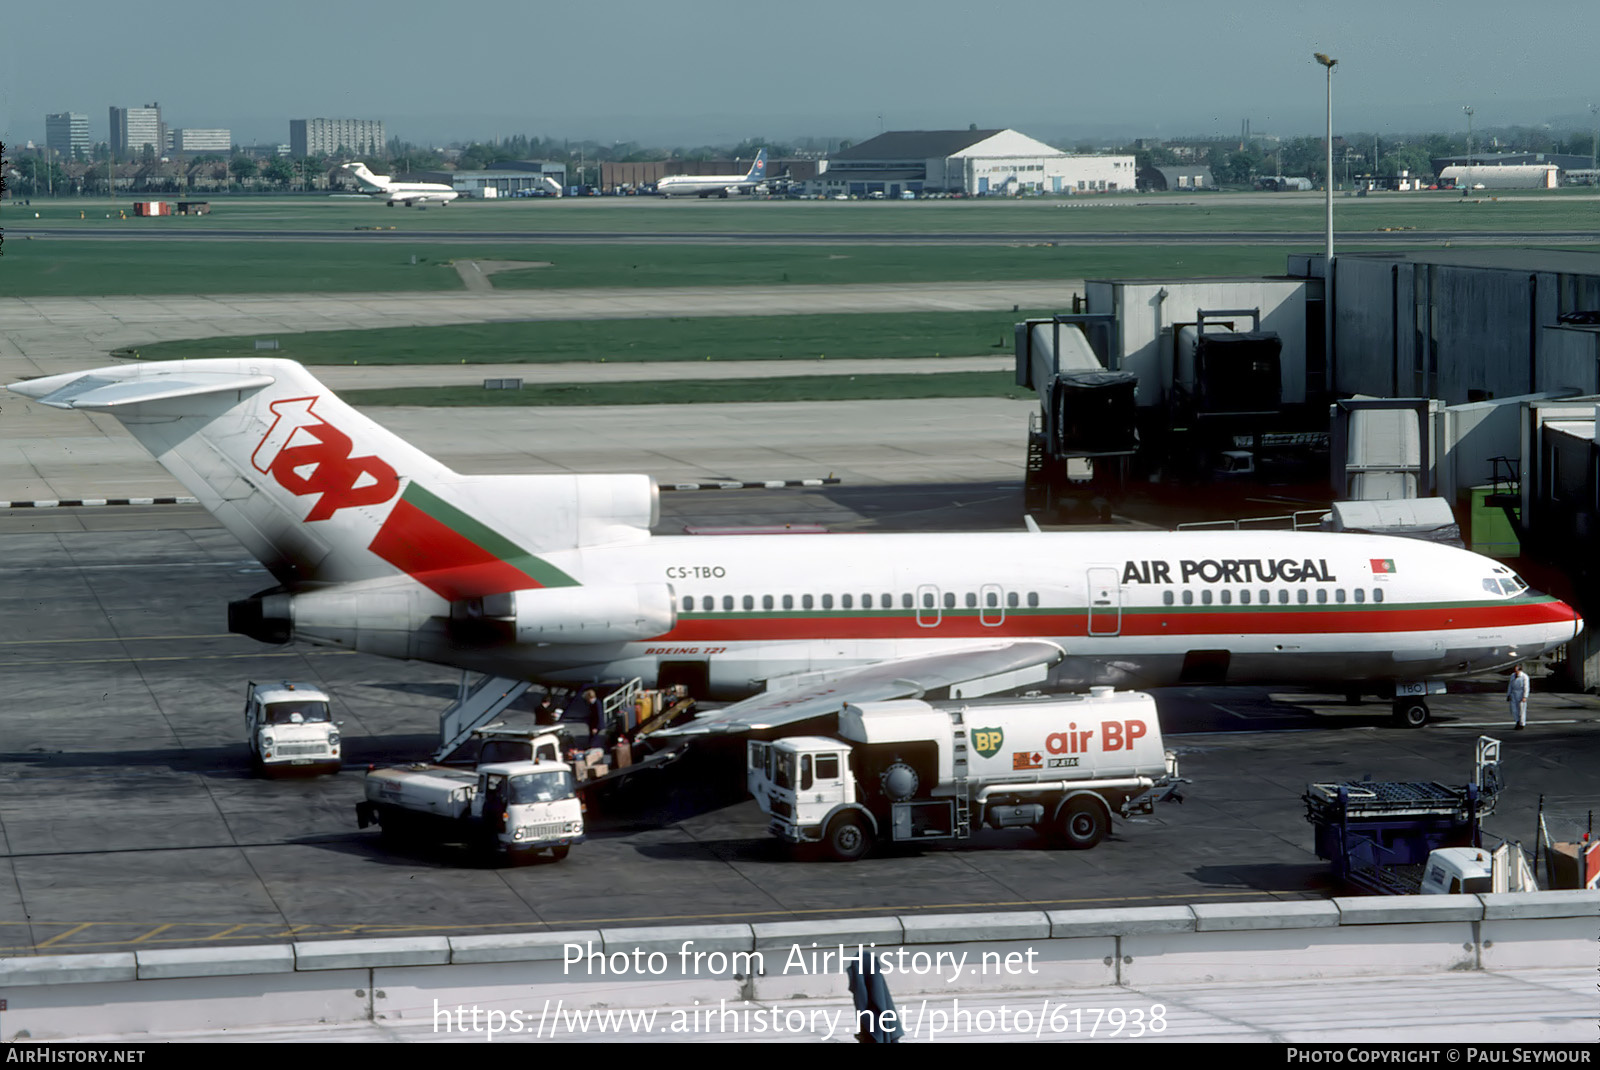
471, 760, 585, 860
748, 737, 863, 857
750, 689, 1182, 862
359, 756, 584, 862
244, 681, 341, 776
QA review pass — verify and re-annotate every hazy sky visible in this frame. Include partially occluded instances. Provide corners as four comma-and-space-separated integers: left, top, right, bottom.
4, 0, 1595, 149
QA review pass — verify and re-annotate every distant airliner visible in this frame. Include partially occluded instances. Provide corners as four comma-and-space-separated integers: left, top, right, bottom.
6, 358, 1582, 732
656, 150, 768, 198
340, 162, 459, 206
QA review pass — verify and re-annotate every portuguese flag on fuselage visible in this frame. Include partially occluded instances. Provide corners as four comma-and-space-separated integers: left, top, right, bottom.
367, 482, 577, 600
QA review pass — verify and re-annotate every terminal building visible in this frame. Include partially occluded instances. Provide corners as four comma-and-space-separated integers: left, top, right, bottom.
808, 129, 1135, 198
1021, 246, 1600, 685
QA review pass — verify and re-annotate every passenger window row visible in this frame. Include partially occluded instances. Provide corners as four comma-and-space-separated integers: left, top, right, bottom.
678, 590, 1045, 613
1160, 588, 1387, 606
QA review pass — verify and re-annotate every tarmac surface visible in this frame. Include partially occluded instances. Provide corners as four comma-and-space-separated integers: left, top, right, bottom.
18, 225, 1600, 246
0, 281, 1051, 501
1, 488, 1596, 959
1, 278, 1596, 968
0, 281, 1076, 380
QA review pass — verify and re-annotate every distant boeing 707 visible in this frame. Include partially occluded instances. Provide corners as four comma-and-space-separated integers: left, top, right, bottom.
656, 149, 767, 198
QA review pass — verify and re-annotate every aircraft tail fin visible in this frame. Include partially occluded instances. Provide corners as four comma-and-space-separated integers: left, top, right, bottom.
747, 149, 767, 181
341, 161, 390, 192
7, 360, 656, 593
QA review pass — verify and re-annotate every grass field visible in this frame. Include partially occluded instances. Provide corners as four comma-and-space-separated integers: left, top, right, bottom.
341, 371, 1030, 407
6, 187, 1592, 297
4, 239, 1316, 296
130, 310, 1047, 364
8, 188, 1599, 236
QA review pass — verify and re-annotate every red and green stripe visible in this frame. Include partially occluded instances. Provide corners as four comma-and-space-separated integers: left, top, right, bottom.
367, 482, 576, 600
656, 596, 1573, 643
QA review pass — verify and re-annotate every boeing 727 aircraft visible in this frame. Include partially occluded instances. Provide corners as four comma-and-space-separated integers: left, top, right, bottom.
656, 150, 767, 198
7, 359, 1582, 731
340, 162, 459, 206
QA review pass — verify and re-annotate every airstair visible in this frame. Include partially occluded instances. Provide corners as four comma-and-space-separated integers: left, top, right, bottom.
434, 674, 532, 761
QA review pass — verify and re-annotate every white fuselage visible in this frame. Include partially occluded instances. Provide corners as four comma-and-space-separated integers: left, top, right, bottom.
336, 529, 1581, 698
343, 164, 458, 204
13, 358, 1578, 708
656, 174, 760, 197
375, 180, 458, 205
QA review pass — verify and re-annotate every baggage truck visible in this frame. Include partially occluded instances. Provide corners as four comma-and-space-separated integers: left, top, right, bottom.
749, 688, 1182, 861
1302, 736, 1534, 894
355, 741, 583, 862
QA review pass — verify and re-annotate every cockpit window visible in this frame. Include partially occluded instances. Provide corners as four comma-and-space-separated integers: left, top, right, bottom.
1483, 579, 1502, 595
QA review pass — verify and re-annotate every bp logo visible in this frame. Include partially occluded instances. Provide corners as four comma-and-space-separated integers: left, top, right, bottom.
971, 726, 1004, 759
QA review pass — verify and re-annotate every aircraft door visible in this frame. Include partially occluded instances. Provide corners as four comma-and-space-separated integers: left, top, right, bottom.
915, 584, 942, 628
1086, 567, 1121, 636
979, 583, 1005, 627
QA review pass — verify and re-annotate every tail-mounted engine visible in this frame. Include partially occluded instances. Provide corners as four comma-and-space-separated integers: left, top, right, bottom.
449, 584, 676, 646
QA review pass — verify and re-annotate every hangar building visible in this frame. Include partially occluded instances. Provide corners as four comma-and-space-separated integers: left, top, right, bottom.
412, 164, 568, 197
811, 129, 1135, 198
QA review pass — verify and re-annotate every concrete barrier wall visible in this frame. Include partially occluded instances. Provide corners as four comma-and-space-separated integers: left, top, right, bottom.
1, 892, 1595, 1041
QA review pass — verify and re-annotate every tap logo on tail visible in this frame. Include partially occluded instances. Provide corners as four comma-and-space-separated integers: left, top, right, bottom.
252, 397, 400, 521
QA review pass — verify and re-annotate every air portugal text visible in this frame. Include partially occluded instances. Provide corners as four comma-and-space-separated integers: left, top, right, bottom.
1121, 559, 1338, 585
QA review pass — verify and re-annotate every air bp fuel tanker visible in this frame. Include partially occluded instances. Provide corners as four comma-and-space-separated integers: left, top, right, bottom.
748, 689, 1179, 861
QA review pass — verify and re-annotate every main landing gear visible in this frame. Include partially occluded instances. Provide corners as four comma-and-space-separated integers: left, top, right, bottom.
1391, 698, 1430, 728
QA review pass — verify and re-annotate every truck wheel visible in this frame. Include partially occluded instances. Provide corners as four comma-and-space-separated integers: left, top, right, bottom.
1392, 699, 1430, 728
825, 814, 873, 862
1056, 796, 1109, 850
376, 806, 403, 845
550, 845, 571, 862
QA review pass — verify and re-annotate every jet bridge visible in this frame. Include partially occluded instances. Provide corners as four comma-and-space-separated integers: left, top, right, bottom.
1014, 315, 1138, 520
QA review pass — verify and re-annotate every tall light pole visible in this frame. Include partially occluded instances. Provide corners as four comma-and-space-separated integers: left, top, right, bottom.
1463, 105, 1474, 194
1315, 53, 1337, 263
1315, 52, 1338, 400
1589, 103, 1597, 175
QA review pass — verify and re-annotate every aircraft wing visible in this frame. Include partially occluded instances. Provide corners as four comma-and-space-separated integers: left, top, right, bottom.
654, 639, 1064, 736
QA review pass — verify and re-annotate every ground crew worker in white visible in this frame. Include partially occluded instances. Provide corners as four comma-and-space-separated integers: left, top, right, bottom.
1507, 664, 1530, 730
